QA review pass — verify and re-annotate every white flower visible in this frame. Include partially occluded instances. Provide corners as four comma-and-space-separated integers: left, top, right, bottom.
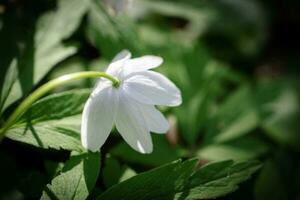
81, 50, 182, 153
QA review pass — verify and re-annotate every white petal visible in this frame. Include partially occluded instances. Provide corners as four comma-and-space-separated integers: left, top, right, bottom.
140, 104, 170, 134
106, 49, 131, 77
123, 56, 163, 75
115, 91, 153, 153
123, 71, 182, 106
112, 49, 131, 62
81, 85, 118, 152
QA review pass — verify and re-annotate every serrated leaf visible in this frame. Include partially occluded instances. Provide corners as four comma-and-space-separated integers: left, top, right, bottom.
6, 117, 83, 151
2, 0, 90, 111
183, 160, 261, 199
97, 159, 261, 200
18, 89, 90, 124
97, 159, 197, 200
41, 151, 101, 200
5, 89, 90, 151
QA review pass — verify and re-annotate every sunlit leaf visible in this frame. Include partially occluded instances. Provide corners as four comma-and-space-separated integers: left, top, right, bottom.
0, 59, 17, 113
5, 89, 90, 151
97, 159, 261, 200
2, 0, 90, 111
41, 151, 101, 200
86, 0, 141, 59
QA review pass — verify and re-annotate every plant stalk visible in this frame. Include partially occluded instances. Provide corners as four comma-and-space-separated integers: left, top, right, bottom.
0, 71, 119, 140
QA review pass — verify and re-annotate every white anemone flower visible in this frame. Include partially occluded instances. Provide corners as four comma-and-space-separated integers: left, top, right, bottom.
81, 50, 182, 153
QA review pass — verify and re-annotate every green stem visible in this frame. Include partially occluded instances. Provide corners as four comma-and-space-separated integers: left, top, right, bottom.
0, 71, 119, 140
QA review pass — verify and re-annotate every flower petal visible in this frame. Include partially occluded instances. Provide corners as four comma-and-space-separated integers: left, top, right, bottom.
123, 71, 182, 106
140, 104, 170, 134
115, 91, 153, 153
106, 49, 131, 77
112, 49, 132, 62
81, 85, 118, 152
123, 55, 163, 75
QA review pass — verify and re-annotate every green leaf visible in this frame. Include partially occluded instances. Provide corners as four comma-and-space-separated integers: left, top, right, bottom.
119, 168, 137, 183
0, 59, 18, 113
44, 160, 65, 180
0, 5, 25, 113
102, 155, 136, 188
97, 159, 261, 200
197, 136, 269, 161
257, 80, 300, 151
97, 159, 197, 200
41, 151, 101, 200
5, 89, 90, 151
184, 160, 261, 199
86, 0, 142, 59
205, 86, 259, 144
214, 110, 258, 143
175, 46, 235, 144
102, 156, 122, 188
2, 0, 90, 111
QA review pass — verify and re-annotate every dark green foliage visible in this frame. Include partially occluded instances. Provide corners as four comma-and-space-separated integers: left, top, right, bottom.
0, 0, 299, 199
6, 89, 90, 151
97, 159, 261, 200
41, 151, 101, 200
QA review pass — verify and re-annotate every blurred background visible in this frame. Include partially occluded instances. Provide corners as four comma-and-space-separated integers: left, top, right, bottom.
0, 0, 299, 199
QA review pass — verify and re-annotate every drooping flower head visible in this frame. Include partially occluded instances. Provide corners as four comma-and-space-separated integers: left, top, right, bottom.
81, 50, 182, 153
